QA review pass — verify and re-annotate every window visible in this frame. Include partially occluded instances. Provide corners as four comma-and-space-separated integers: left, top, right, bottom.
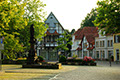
77, 41, 79, 46
111, 40, 113, 46
96, 41, 99, 47
116, 49, 119, 61
50, 17, 53, 19
78, 51, 82, 57
100, 41, 105, 47
114, 35, 120, 43
100, 41, 102, 47
108, 50, 113, 59
108, 40, 113, 47
90, 44, 92, 47
89, 51, 92, 57
54, 23, 56, 27
83, 43, 87, 48
83, 51, 87, 57
100, 50, 105, 59
96, 51, 99, 59
108, 40, 110, 47
103, 41, 104, 47
102, 51, 105, 59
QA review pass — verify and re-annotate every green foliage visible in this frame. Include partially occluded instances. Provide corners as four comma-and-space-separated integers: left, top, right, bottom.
72, 53, 78, 59
38, 56, 44, 62
0, 0, 27, 59
0, 0, 47, 59
94, 0, 120, 34
81, 8, 97, 28
70, 29, 75, 35
59, 55, 66, 62
18, 0, 48, 51
2, 35, 24, 59
56, 31, 72, 51
22, 0, 47, 40
67, 59, 83, 62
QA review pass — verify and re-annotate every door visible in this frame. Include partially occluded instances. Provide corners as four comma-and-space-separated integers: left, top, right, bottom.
49, 50, 58, 61
40, 50, 48, 60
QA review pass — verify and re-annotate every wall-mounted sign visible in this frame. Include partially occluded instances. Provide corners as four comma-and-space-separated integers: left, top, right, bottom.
0, 38, 4, 50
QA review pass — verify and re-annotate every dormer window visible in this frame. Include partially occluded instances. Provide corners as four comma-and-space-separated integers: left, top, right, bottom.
90, 44, 92, 47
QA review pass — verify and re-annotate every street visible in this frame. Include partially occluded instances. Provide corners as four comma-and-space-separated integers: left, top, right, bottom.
50, 61, 120, 80
0, 61, 120, 80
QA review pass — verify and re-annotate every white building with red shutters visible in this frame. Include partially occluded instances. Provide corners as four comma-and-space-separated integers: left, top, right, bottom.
71, 27, 99, 59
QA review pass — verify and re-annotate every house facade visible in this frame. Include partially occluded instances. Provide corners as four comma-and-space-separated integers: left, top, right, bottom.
95, 30, 113, 60
37, 12, 65, 61
113, 33, 120, 61
71, 27, 98, 59
71, 29, 82, 57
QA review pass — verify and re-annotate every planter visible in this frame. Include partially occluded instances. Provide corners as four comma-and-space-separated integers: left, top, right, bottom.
22, 63, 62, 69
60, 62, 96, 66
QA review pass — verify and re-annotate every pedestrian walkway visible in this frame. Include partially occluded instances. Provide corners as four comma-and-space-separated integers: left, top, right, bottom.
97, 61, 120, 67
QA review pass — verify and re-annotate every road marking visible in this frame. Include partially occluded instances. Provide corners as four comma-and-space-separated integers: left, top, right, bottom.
49, 74, 59, 80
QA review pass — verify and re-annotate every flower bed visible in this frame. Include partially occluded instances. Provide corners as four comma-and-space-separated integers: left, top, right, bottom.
2, 58, 27, 64
60, 56, 96, 66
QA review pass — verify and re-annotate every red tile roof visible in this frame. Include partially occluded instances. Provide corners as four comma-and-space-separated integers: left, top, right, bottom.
46, 30, 59, 35
76, 47, 82, 50
87, 46, 94, 50
74, 27, 99, 45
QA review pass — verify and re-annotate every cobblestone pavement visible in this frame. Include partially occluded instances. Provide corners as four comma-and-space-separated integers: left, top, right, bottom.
50, 61, 120, 80
0, 61, 120, 80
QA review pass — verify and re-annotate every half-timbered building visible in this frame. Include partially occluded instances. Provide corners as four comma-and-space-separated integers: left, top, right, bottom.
37, 12, 65, 61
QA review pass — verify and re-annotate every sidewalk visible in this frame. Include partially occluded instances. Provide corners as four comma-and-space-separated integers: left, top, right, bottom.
96, 61, 120, 67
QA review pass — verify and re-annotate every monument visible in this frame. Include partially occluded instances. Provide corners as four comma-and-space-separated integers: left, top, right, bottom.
27, 24, 37, 64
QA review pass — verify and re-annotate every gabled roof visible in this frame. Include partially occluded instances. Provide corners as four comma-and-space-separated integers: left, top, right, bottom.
45, 12, 65, 31
73, 27, 99, 44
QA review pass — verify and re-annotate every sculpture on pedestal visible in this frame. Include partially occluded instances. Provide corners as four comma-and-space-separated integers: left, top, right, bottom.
27, 24, 37, 64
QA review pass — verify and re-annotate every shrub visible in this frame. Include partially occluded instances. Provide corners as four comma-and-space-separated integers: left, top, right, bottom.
59, 55, 66, 62
17, 57, 27, 60
72, 53, 78, 59
83, 56, 95, 64
67, 59, 83, 62
16, 60, 27, 64
38, 56, 44, 62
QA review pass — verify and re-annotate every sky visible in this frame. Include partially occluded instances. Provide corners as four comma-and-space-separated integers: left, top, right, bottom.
41, 0, 98, 31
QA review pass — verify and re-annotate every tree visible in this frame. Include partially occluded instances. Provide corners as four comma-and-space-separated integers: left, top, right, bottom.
0, 0, 47, 59
70, 29, 75, 35
81, 8, 97, 28
56, 31, 72, 56
0, 0, 27, 59
19, 0, 48, 51
93, 0, 120, 34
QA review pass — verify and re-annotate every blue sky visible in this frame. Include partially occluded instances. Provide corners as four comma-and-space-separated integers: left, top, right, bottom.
42, 0, 98, 31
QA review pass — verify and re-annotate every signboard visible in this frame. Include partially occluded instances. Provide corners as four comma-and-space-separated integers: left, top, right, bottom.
0, 38, 4, 50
